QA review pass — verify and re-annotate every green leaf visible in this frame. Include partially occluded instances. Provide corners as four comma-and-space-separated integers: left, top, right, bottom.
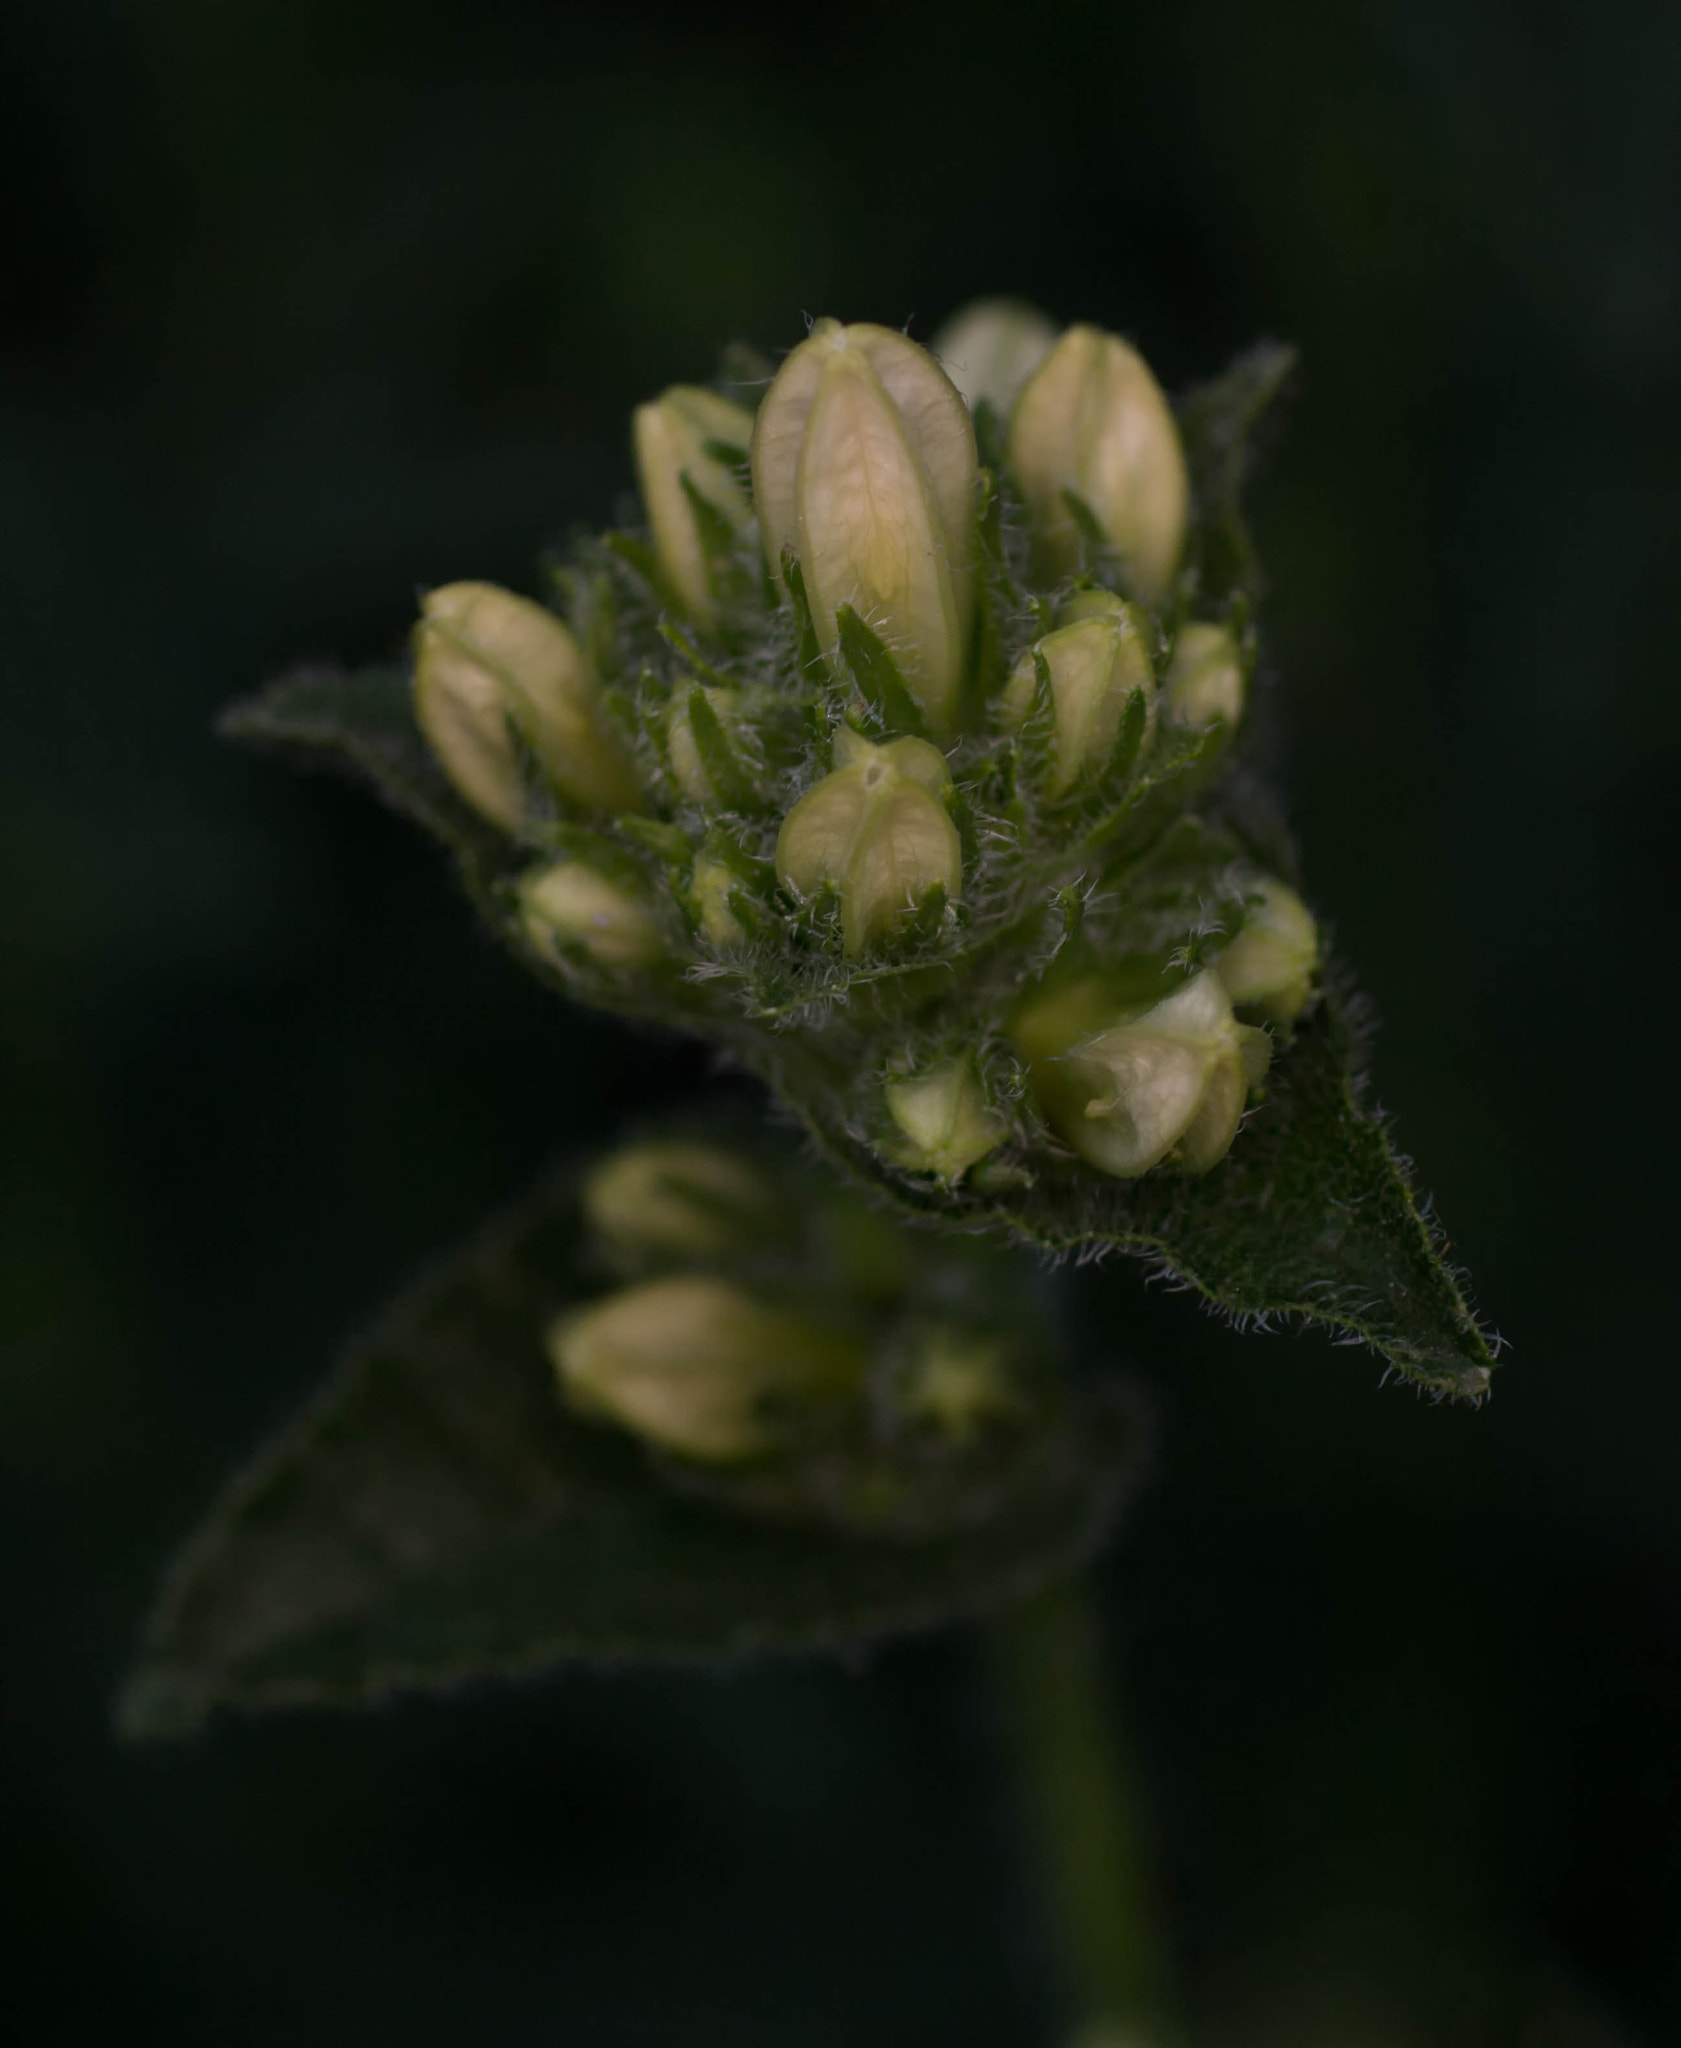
1178, 341, 1297, 601
119, 1171, 1142, 1736
834, 603, 928, 736
786, 984, 1495, 1401
218, 664, 510, 889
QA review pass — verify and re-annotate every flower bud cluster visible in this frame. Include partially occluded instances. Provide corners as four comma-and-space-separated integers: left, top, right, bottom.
546, 1134, 1063, 1536
406, 301, 1311, 1200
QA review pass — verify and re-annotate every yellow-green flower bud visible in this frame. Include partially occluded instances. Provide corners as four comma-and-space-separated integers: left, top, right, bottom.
751, 319, 977, 734
883, 1060, 1008, 1182
774, 728, 960, 954
1165, 620, 1245, 728
412, 581, 644, 829
930, 298, 1058, 416
1216, 877, 1318, 1022
518, 858, 665, 971
632, 386, 756, 627
895, 1326, 1024, 1445
1026, 969, 1270, 1178
690, 852, 748, 949
1008, 325, 1189, 605
665, 685, 743, 807
583, 1141, 774, 1262
548, 1275, 864, 1463
1000, 594, 1156, 796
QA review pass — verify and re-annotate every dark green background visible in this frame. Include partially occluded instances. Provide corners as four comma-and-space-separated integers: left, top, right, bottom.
5, 1, 1678, 2041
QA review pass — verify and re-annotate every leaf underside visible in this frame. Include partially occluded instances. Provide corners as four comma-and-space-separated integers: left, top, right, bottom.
221, 665, 1493, 1400
119, 1172, 1140, 1739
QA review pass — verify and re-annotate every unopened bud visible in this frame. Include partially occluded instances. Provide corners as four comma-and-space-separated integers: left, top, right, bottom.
1216, 877, 1317, 1022
1027, 969, 1270, 1178
1008, 325, 1189, 605
895, 1325, 1025, 1445
930, 298, 1059, 416
519, 858, 665, 971
775, 728, 960, 954
583, 1141, 774, 1261
752, 319, 977, 734
1165, 620, 1245, 728
690, 852, 748, 949
1001, 594, 1156, 796
549, 1275, 864, 1463
632, 386, 756, 627
884, 1060, 1008, 1182
413, 581, 644, 829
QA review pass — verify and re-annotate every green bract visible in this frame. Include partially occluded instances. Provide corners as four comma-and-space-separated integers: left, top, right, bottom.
219, 306, 1494, 1397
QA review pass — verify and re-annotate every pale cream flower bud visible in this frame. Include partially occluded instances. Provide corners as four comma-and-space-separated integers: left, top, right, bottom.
774, 728, 961, 954
1026, 969, 1270, 1178
690, 852, 748, 949
1165, 620, 1245, 728
1001, 593, 1156, 796
583, 1141, 775, 1262
413, 581, 644, 828
632, 386, 756, 627
883, 1060, 1008, 1182
1008, 325, 1189, 605
518, 858, 665, 971
548, 1275, 864, 1462
751, 319, 977, 734
929, 298, 1058, 416
1216, 877, 1318, 1022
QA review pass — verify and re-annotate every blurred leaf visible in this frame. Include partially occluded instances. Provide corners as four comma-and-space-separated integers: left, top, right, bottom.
1178, 341, 1298, 600
119, 1169, 1141, 1738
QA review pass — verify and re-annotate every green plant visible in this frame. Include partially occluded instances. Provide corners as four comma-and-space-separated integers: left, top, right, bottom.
125, 300, 1495, 2046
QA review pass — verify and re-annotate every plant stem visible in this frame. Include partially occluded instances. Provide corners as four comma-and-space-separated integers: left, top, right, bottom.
988, 1574, 1180, 2047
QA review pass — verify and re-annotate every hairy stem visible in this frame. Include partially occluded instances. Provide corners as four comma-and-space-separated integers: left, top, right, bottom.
989, 1575, 1180, 2046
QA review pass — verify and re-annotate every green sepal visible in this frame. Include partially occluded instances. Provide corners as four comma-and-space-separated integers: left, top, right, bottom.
118, 1163, 1142, 1736
780, 547, 826, 683
617, 816, 694, 865
1104, 682, 1152, 791
655, 617, 735, 693
604, 529, 677, 609
1060, 486, 1112, 562
699, 435, 751, 482
969, 468, 1012, 715
678, 470, 753, 614
971, 397, 1009, 474
683, 682, 759, 811
834, 603, 928, 737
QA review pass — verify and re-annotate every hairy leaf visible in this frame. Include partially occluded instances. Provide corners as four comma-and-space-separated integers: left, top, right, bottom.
218, 664, 510, 892
222, 667, 1492, 1397
120, 1172, 1142, 1737
787, 985, 1494, 1400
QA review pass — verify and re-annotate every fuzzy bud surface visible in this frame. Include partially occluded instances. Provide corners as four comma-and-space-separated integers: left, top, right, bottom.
413, 581, 644, 827
1008, 325, 1189, 605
